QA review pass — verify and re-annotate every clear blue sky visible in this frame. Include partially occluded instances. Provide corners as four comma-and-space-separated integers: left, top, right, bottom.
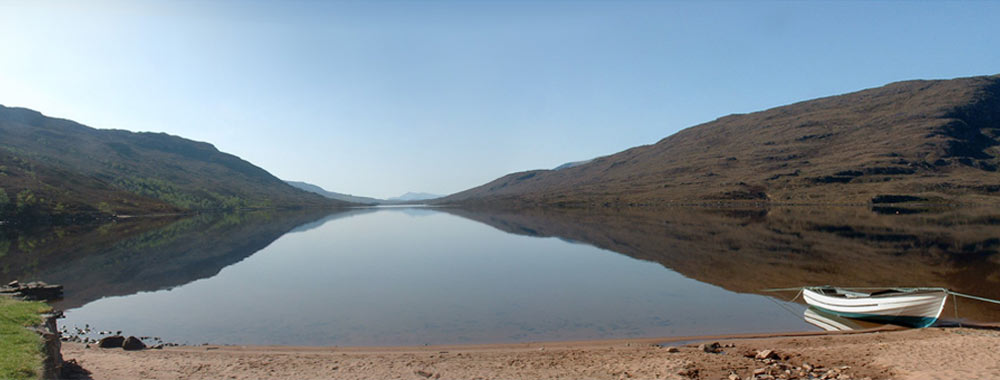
1, 1, 998, 199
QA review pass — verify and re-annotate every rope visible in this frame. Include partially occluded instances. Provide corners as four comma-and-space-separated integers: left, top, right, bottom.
789, 288, 803, 303
762, 286, 951, 292
953, 292, 962, 328
762, 287, 1000, 305
765, 293, 805, 321
948, 291, 1000, 306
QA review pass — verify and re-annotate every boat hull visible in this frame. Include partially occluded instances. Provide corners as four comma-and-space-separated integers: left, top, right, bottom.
802, 288, 948, 328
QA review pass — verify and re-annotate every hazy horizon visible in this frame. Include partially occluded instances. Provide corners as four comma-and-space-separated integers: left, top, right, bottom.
2, 1, 999, 199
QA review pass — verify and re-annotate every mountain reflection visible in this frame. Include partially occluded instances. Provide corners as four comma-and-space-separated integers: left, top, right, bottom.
441, 206, 1000, 323
0, 209, 347, 309
4, 205, 998, 326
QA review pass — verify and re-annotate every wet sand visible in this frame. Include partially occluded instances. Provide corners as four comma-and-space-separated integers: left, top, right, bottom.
62, 327, 1000, 379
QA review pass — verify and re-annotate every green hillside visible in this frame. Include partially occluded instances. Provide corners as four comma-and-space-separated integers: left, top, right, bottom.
0, 105, 349, 224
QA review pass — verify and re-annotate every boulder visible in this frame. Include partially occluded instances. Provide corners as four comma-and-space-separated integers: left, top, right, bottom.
122, 336, 146, 351
98, 335, 125, 348
699, 342, 722, 353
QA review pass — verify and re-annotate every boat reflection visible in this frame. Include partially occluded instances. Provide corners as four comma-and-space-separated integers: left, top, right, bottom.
803, 307, 886, 331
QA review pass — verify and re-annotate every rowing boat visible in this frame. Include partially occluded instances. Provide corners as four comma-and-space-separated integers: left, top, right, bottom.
802, 287, 948, 328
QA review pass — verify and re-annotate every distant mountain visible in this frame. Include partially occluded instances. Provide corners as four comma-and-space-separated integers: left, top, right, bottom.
286, 181, 380, 205
286, 181, 440, 205
387, 192, 442, 202
0, 105, 350, 223
439, 75, 1000, 207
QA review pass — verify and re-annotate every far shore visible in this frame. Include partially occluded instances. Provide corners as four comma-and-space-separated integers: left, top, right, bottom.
62, 326, 1000, 380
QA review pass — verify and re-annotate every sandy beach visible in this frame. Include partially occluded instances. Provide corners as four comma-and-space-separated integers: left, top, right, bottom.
61, 327, 1000, 380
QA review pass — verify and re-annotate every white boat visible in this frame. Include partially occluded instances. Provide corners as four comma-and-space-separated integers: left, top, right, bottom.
802, 287, 948, 328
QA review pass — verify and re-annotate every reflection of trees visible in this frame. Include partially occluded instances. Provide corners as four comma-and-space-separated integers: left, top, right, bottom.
0, 209, 347, 309
443, 206, 1000, 322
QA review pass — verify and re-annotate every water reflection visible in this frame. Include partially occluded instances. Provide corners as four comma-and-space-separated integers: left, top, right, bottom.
0, 209, 339, 309
48, 208, 810, 346
2, 205, 998, 346
442, 206, 1000, 323
803, 307, 880, 331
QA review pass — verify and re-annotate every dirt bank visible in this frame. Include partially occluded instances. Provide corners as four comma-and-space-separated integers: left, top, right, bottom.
60, 327, 1000, 379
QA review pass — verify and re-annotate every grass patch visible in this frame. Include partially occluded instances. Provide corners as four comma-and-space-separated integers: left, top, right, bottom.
0, 296, 51, 380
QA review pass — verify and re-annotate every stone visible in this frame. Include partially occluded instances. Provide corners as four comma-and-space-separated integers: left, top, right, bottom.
665, 346, 679, 353
6, 280, 18, 287
753, 368, 767, 375
728, 373, 741, 380
152, 344, 164, 349
123, 336, 146, 351
98, 335, 125, 348
699, 342, 722, 353
415, 370, 433, 378
755, 349, 778, 360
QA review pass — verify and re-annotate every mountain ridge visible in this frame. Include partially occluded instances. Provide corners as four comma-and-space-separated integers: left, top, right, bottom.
285, 181, 381, 205
438, 74, 1000, 207
0, 105, 350, 223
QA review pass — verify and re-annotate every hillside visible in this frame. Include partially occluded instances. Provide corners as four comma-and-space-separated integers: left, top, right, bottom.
387, 192, 441, 202
289, 181, 441, 205
286, 181, 380, 205
440, 75, 1000, 207
0, 105, 349, 223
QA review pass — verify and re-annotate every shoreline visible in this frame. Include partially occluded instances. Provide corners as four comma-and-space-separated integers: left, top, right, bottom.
61, 326, 1000, 379
156, 326, 905, 353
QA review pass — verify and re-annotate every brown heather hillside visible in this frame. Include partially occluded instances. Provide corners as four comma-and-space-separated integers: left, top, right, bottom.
0, 105, 351, 223
440, 75, 1000, 207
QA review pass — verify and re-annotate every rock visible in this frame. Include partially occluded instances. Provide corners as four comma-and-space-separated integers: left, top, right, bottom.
753, 368, 767, 375
98, 335, 125, 348
699, 342, 722, 353
415, 370, 433, 378
7, 280, 18, 287
152, 344, 164, 349
665, 347, 680, 353
755, 349, 778, 360
728, 373, 741, 380
802, 362, 814, 371
123, 336, 146, 351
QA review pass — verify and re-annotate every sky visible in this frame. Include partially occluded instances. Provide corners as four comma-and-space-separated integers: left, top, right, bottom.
1, 1, 999, 199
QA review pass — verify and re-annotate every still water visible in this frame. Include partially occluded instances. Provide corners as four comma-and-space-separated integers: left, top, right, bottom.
57, 207, 811, 346
6, 205, 1000, 346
